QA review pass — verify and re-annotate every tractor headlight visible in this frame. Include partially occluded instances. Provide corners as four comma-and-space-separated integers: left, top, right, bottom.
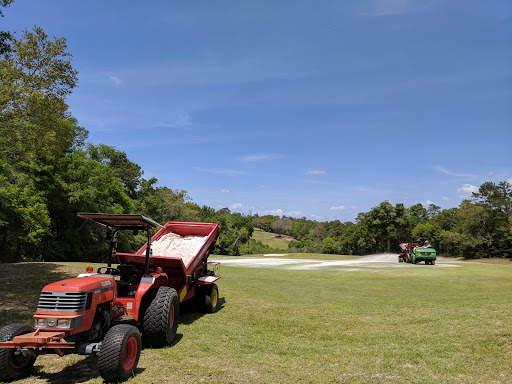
35, 318, 47, 328
57, 319, 71, 329
34, 317, 81, 329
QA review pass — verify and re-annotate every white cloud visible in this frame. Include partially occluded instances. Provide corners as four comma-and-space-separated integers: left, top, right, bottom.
507, 178, 512, 186
361, 0, 433, 17
421, 200, 435, 206
237, 153, 282, 162
155, 113, 191, 129
263, 209, 284, 216
230, 203, 244, 211
330, 206, 346, 211
194, 167, 247, 176
434, 166, 475, 178
457, 184, 479, 198
287, 211, 302, 217
441, 196, 450, 201
221, 189, 230, 193
305, 170, 327, 175
121, 57, 305, 88
109, 75, 123, 87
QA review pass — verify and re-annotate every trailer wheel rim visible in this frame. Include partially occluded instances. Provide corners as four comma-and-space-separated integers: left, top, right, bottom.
123, 337, 138, 371
212, 288, 218, 308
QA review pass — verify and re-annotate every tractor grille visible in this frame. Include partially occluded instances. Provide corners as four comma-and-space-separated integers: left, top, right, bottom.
37, 291, 88, 312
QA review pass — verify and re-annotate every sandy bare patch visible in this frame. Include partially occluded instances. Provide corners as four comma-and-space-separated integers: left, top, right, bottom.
263, 253, 288, 257
213, 253, 460, 271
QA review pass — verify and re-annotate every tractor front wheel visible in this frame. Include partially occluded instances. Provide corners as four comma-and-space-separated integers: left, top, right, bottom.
98, 324, 141, 382
0, 323, 36, 382
141, 286, 179, 347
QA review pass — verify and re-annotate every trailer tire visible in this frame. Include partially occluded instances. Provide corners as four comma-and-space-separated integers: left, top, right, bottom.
0, 323, 36, 382
98, 324, 141, 382
141, 286, 179, 347
204, 284, 219, 313
432, 260, 436, 265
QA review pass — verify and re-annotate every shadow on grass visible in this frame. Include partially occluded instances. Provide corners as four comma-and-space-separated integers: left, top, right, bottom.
32, 354, 98, 384
32, 354, 146, 384
0, 263, 75, 328
179, 296, 226, 325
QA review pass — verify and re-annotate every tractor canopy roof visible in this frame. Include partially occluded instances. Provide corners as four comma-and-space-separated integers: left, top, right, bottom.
77, 213, 163, 231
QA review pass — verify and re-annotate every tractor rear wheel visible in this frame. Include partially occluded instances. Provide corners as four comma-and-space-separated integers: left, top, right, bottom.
98, 324, 141, 382
0, 323, 37, 381
204, 284, 220, 313
141, 286, 179, 347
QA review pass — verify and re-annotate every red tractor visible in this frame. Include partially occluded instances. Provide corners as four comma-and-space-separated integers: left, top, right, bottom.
0, 213, 221, 382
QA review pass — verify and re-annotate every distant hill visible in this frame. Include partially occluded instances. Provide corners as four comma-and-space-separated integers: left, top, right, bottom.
252, 228, 295, 250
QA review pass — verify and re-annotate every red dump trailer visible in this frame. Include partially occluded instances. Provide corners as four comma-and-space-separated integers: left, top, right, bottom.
117, 220, 221, 310
0, 213, 221, 382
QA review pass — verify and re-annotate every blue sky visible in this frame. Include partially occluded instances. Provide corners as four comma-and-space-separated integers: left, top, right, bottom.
3, 0, 511, 222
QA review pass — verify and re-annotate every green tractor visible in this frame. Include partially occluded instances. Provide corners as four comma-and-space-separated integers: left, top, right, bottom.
398, 242, 437, 265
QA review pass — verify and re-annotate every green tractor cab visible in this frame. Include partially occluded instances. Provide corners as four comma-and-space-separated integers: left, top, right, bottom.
398, 242, 437, 265
411, 247, 437, 265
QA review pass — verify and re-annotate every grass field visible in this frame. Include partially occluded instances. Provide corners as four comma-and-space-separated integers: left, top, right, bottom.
0, 256, 511, 384
251, 228, 293, 250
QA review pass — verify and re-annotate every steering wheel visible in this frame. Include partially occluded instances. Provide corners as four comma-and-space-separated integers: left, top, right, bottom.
97, 267, 121, 276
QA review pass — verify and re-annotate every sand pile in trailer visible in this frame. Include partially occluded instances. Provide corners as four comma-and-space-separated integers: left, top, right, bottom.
150, 232, 206, 267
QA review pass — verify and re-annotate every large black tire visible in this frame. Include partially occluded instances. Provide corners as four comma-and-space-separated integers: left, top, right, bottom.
204, 284, 220, 313
141, 286, 179, 347
98, 324, 141, 383
0, 323, 36, 382
432, 260, 436, 265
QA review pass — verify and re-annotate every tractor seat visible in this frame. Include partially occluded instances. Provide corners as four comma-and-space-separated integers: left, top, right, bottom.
116, 264, 136, 282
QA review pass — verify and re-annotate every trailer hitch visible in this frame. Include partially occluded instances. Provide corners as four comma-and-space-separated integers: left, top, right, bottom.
76, 342, 101, 355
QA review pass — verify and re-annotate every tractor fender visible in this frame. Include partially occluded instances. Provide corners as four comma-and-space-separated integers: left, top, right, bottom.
133, 273, 169, 321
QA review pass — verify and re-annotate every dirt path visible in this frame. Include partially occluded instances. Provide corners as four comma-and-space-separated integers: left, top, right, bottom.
212, 253, 459, 271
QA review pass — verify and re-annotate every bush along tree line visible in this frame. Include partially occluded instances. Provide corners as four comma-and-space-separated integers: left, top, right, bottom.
1, 23, 511, 262
253, 181, 512, 259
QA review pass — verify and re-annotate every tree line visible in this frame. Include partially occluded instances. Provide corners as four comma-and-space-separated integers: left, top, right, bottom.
1, 20, 510, 262
253, 181, 512, 259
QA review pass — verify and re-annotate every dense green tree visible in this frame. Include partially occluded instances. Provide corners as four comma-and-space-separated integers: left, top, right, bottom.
412, 221, 442, 248
0, 0, 14, 54
252, 215, 275, 232
407, 203, 429, 229
367, 201, 408, 253
470, 181, 512, 258
271, 217, 293, 235
0, 26, 83, 261
321, 237, 336, 254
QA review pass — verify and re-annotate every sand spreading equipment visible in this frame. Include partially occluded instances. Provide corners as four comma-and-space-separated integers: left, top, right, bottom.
0, 213, 221, 382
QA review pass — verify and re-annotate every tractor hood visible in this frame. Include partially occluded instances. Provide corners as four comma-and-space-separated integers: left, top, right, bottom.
42, 275, 116, 293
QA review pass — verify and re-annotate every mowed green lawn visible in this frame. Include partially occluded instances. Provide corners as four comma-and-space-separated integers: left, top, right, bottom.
0, 257, 511, 384
251, 228, 292, 250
